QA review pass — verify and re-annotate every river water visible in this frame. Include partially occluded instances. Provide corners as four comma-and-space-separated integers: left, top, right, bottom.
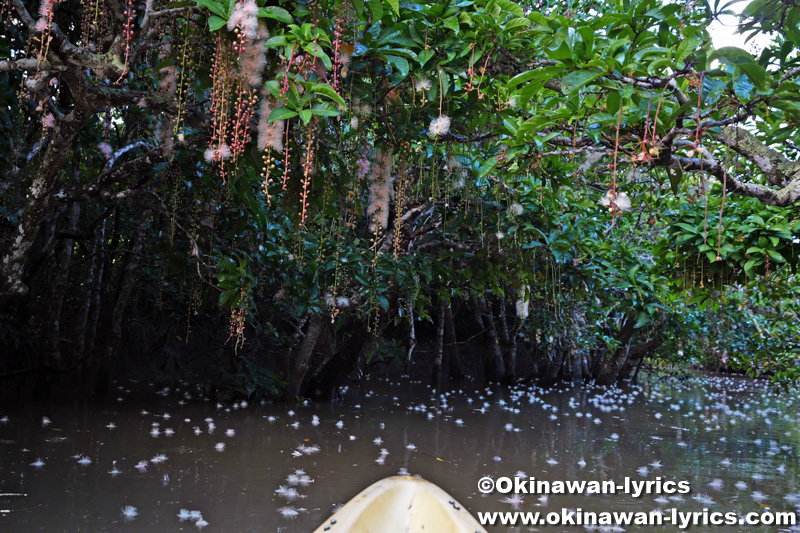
1, 373, 798, 532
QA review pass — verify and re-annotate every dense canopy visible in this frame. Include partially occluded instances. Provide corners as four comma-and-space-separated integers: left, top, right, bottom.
1, 0, 798, 398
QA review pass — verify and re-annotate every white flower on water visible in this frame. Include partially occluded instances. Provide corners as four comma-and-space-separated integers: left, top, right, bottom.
278, 506, 299, 519
500, 493, 525, 510
428, 115, 451, 137
121, 505, 138, 521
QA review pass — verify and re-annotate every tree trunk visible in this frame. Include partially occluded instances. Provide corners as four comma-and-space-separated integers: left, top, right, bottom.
306, 322, 371, 402
0, 80, 100, 298
83, 220, 107, 372
570, 343, 583, 384
479, 296, 506, 382
283, 314, 325, 402
497, 302, 516, 383
42, 202, 80, 370
470, 296, 501, 382
432, 301, 446, 388
619, 337, 662, 381
74, 221, 100, 361
444, 305, 461, 382
596, 315, 638, 385
542, 341, 564, 385
95, 214, 148, 396
405, 301, 416, 373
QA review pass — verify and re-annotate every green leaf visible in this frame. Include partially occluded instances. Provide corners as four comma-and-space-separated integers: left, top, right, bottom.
299, 108, 312, 124
208, 15, 226, 31
264, 35, 290, 47
667, 166, 682, 195
478, 157, 497, 178
386, 0, 399, 16
368, 0, 384, 20
675, 36, 699, 65
268, 107, 298, 122
385, 55, 409, 77
767, 249, 786, 263
195, 0, 226, 18
508, 69, 541, 88
303, 45, 332, 69
505, 17, 531, 30
416, 49, 434, 67
312, 83, 346, 107
310, 102, 340, 117
257, 6, 292, 23
737, 62, 768, 91
561, 70, 603, 95
606, 90, 621, 116
744, 257, 762, 272
495, 0, 523, 17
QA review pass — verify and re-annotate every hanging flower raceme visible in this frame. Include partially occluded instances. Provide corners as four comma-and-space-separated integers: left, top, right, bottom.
257, 98, 285, 152
227, 0, 259, 40
367, 150, 395, 233
238, 23, 269, 87
35, 0, 62, 68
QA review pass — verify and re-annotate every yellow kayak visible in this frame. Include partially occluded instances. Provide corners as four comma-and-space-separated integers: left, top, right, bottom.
312, 475, 487, 533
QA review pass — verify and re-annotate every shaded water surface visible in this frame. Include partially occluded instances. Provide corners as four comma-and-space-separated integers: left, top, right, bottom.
1, 374, 799, 531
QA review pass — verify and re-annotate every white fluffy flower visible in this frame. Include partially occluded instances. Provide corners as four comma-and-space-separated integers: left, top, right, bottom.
416, 77, 432, 92
599, 190, 632, 212
428, 115, 451, 137
204, 143, 232, 163
227, 0, 259, 39
510, 202, 523, 216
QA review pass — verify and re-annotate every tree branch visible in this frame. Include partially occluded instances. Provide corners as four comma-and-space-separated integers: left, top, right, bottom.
716, 125, 797, 187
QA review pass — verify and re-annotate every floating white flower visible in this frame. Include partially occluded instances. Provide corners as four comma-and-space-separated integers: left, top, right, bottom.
278, 506, 299, 519
121, 505, 138, 521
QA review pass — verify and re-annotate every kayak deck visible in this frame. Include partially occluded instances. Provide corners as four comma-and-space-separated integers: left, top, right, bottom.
313, 475, 487, 532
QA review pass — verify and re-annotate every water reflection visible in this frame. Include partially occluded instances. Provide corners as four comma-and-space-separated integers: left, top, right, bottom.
0, 374, 798, 531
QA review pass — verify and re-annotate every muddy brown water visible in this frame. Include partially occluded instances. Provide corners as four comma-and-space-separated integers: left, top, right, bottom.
1, 374, 798, 532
